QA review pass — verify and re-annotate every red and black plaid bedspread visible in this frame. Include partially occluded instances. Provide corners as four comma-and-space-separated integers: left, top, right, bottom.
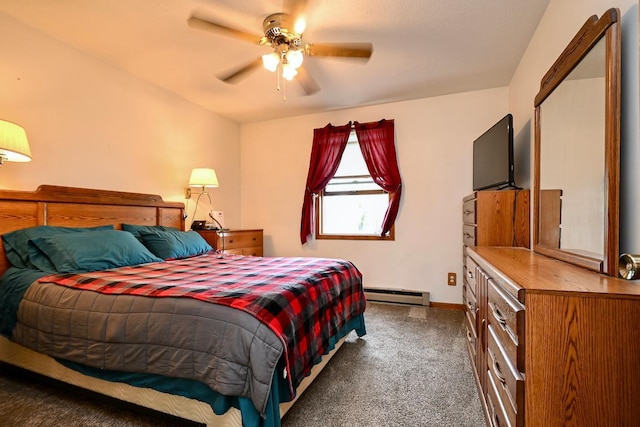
38, 253, 366, 397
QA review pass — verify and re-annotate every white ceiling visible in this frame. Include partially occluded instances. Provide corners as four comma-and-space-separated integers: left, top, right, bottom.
0, 0, 550, 124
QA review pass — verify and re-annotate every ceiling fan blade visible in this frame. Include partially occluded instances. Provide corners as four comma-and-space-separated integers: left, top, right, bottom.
305, 42, 373, 60
296, 64, 320, 96
187, 16, 261, 44
219, 58, 264, 84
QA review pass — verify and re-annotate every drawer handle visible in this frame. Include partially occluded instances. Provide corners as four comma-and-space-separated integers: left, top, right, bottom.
228, 239, 234, 243
492, 304, 519, 344
487, 398, 497, 424
492, 306, 507, 328
491, 353, 507, 385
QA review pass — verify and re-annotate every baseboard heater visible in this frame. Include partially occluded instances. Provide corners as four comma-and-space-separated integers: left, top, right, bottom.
363, 288, 430, 306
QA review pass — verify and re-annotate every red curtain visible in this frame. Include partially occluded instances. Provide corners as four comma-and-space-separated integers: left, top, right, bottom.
354, 119, 402, 236
300, 123, 352, 244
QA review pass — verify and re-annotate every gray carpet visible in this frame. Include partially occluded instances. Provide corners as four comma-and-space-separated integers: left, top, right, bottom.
282, 302, 486, 426
0, 302, 486, 426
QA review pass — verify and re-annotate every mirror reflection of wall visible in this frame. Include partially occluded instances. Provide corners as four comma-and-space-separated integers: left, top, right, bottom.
539, 40, 606, 258
534, 8, 620, 276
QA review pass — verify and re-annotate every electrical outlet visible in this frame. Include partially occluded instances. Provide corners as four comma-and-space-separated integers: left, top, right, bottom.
185, 188, 191, 199
447, 272, 457, 286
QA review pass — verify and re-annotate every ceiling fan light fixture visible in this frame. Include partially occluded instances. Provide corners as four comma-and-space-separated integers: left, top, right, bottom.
262, 52, 280, 72
286, 50, 304, 69
187, 8, 373, 97
282, 64, 298, 80
293, 18, 306, 35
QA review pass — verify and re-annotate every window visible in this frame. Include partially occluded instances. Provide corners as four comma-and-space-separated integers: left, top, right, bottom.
300, 119, 401, 245
316, 132, 393, 240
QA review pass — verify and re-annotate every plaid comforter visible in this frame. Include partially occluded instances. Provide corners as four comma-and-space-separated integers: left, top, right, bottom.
38, 253, 366, 398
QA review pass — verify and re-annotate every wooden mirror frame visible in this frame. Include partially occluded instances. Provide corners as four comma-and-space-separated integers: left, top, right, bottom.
533, 8, 621, 276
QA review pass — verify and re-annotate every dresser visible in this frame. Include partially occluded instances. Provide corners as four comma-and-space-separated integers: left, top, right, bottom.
465, 247, 640, 427
196, 229, 263, 256
462, 189, 529, 416
462, 190, 530, 249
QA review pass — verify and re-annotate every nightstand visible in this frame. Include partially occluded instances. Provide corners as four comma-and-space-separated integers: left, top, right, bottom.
196, 229, 263, 256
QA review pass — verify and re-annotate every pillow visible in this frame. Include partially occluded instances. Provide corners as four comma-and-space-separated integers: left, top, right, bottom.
121, 224, 178, 241
137, 229, 212, 260
27, 229, 163, 273
2, 225, 114, 269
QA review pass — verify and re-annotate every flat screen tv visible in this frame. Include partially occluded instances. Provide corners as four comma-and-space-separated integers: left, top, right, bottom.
472, 113, 515, 191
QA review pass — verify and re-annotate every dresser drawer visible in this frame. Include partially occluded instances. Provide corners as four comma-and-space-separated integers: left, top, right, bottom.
487, 279, 525, 371
463, 224, 477, 247
464, 309, 477, 362
488, 324, 524, 426
463, 198, 477, 224
465, 256, 478, 295
486, 371, 512, 427
463, 283, 477, 326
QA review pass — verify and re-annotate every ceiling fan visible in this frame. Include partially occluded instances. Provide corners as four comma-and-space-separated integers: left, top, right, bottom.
187, 0, 373, 96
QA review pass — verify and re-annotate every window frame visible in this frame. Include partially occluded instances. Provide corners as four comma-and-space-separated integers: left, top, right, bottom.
315, 171, 395, 241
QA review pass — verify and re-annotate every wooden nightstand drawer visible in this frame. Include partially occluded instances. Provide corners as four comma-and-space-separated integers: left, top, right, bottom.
222, 246, 263, 257
217, 229, 263, 249
196, 229, 263, 256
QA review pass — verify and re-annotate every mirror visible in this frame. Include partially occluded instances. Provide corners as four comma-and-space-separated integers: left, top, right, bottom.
533, 8, 621, 276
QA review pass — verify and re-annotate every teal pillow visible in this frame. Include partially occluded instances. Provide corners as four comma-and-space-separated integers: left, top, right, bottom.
121, 224, 178, 241
2, 225, 114, 269
137, 229, 212, 260
27, 230, 163, 273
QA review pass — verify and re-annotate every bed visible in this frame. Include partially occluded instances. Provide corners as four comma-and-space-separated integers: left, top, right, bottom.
0, 185, 366, 426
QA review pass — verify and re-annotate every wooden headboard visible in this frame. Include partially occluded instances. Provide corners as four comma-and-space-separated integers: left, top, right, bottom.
0, 185, 185, 276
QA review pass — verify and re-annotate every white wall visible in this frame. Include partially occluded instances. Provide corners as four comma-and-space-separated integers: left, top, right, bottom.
0, 13, 242, 228
541, 78, 605, 254
241, 88, 508, 304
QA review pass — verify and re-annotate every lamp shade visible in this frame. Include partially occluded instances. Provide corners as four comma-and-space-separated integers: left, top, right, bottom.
189, 168, 219, 188
0, 120, 31, 162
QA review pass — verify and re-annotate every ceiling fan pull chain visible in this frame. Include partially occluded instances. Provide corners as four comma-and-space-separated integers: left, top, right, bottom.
277, 63, 282, 92
283, 72, 287, 101
275, 63, 287, 101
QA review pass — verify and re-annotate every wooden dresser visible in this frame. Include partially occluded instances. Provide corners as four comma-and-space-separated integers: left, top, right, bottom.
462, 190, 529, 418
462, 190, 530, 249
196, 229, 263, 256
466, 246, 640, 427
